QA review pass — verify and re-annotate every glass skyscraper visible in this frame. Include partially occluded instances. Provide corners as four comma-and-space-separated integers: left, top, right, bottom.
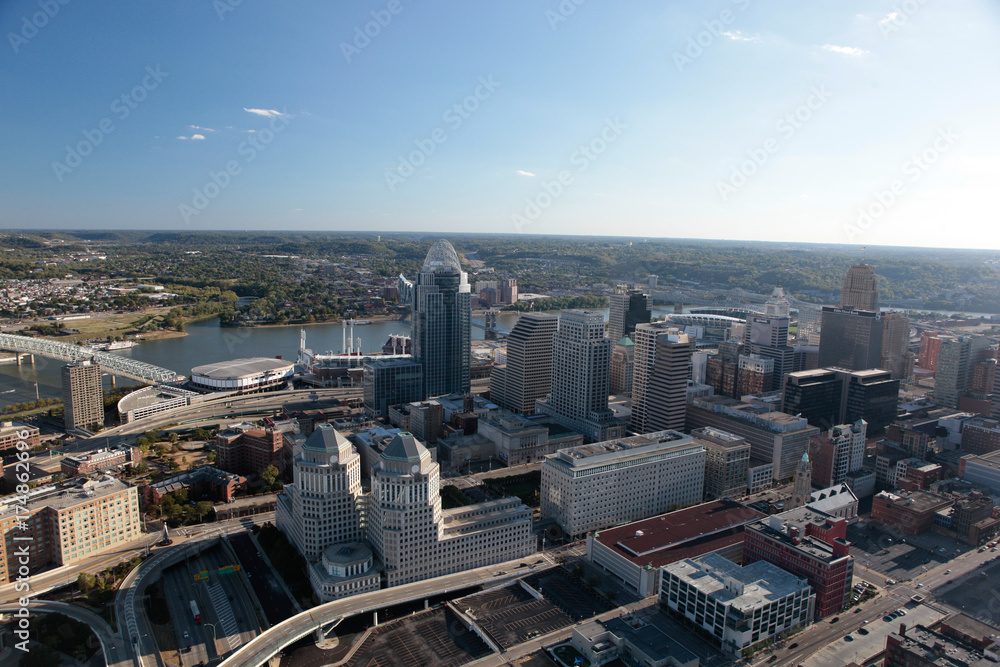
412, 239, 471, 397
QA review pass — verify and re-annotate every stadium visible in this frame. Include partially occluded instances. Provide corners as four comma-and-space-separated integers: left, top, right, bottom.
190, 357, 295, 391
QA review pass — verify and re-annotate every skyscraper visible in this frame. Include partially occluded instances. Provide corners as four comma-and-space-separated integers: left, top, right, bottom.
935, 335, 972, 408
839, 263, 878, 311
490, 312, 558, 414
881, 311, 913, 380
61, 359, 104, 430
646, 330, 695, 431
818, 307, 883, 371
744, 312, 794, 392
608, 285, 651, 343
412, 239, 471, 397
536, 310, 625, 442
631, 322, 691, 432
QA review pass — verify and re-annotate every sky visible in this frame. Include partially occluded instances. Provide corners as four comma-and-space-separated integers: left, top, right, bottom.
1, 0, 998, 248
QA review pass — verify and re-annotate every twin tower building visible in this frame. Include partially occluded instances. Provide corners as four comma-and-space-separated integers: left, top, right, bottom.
278, 240, 534, 602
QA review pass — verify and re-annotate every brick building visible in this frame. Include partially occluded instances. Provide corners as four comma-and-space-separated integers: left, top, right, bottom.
871, 490, 953, 534
61, 445, 140, 477
215, 424, 284, 477
742, 507, 853, 619
961, 417, 1000, 456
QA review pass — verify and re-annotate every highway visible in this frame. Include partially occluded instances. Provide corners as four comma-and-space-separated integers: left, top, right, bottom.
218, 549, 565, 667
0, 599, 127, 666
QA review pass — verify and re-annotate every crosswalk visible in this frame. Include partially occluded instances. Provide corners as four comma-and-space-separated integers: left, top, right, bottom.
207, 583, 243, 651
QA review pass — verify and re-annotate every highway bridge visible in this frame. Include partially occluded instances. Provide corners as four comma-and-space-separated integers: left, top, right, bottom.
0, 333, 182, 384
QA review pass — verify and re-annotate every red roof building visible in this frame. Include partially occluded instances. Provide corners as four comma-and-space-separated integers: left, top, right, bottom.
585, 499, 766, 597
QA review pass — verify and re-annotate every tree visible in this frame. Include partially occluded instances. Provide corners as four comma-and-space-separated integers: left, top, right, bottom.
77, 572, 97, 593
196, 501, 213, 522
19, 643, 63, 667
261, 464, 280, 492
168, 432, 179, 444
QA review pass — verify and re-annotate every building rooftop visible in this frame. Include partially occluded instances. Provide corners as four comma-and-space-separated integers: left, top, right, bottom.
0, 475, 132, 517
575, 617, 698, 666
547, 430, 696, 470
889, 626, 992, 666
191, 357, 294, 380
876, 490, 953, 513
382, 432, 426, 462
664, 552, 810, 611
808, 484, 858, 515
750, 507, 852, 563
302, 423, 351, 453
594, 499, 766, 568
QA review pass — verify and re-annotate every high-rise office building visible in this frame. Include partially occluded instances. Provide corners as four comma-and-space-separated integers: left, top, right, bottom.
818, 307, 883, 371
706, 340, 742, 398
540, 430, 705, 539
609, 336, 635, 394
61, 359, 104, 430
631, 322, 692, 433
536, 310, 624, 442
765, 287, 792, 318
608, 285, 651, 343
694, 427, 751, 500
276, 424, 363, 561
881, 311, 913, 380
744, 312, 794, 392
809, 421, 867, 487
839, 263, 878, 311
736, 354, 774, 397
363, 359, 424, 418
784, 367, 898, 436
935, 335, 972, 409
367, 432, 535, 587
411, 239, 471, 397
489, 312, 557, 414
646, 330, 695, 432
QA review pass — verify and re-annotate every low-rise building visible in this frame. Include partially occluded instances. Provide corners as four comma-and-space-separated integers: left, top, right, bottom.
61, 445, 140, 477
571, 617, 699, 667
0, 421, 40, 452
586, 499, 766, 597
143, 466, 246, 504
961, 417, 1000, 456
660, 552, 814, 657
477, 412, 583, 467
541, 430, 705, 540
885, 624, 993, 667
215, 424, 284, 477
871, 490, 954, 535
807, 484, 858, 523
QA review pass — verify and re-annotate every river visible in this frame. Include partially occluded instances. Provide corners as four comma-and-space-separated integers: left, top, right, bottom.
0, 307, 676, 406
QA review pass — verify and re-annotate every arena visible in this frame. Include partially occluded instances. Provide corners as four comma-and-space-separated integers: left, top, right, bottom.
190, 357, 295, 391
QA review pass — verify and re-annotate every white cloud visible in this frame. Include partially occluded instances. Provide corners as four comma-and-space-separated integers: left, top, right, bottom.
823, 44, 869, 57
879, 12, 900, 25
191, 134, 205, 140
189, 125, 216, 132
722, 30, 761, 43
243, 108, 286, 118
176, 136, 188, 140
516, 170, 536, 177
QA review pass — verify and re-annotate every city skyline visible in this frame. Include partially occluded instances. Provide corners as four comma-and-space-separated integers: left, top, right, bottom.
2, 1, 998, 248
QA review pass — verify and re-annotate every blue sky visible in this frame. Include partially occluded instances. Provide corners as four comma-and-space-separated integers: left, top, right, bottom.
1, 0, 998, 248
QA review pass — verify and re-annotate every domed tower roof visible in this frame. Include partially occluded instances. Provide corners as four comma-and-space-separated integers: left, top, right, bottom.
422, 239, 462, 273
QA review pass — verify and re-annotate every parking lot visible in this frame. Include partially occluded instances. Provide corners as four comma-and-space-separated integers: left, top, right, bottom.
459, 584, 573, 650
522, 567, 612, 622
937, 557, 1000, 629
345, 607, 490, 667
847, 524, 955, 581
